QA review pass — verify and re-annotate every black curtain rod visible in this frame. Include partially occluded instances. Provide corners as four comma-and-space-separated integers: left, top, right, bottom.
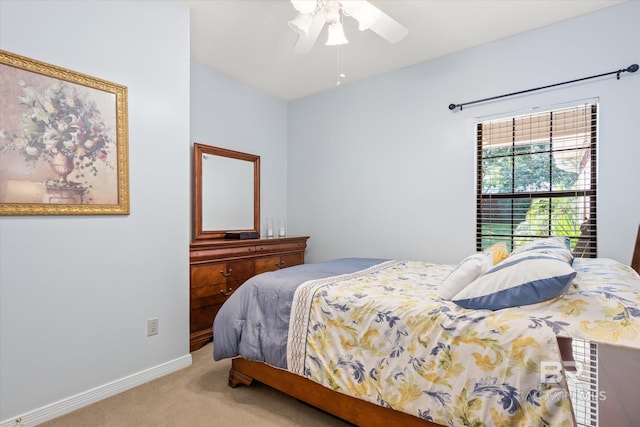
448, 63, 638, 111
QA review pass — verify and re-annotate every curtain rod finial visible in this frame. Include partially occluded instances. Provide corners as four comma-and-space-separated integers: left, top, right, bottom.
448, 103, 458, 111
627, 64, 639, 73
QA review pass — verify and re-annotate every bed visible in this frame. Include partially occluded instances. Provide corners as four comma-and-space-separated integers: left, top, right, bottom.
213, 230, 640, 427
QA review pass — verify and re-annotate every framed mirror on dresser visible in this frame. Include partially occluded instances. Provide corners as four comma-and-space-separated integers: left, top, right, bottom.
190, 143, 309, 351
193, 143, 260, 240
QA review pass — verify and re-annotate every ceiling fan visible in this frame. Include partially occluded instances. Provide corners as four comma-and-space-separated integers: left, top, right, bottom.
288, 0, 409, 54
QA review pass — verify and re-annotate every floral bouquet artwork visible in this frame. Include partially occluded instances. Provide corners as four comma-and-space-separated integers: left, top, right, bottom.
0, 50, 128, 215
1, 79, 114, 202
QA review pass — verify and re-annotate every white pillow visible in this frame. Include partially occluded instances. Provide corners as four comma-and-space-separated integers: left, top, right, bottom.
437, 253, 493, 300
451, 249, 576, 310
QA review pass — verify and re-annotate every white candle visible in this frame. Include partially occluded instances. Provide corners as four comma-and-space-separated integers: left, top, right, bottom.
266, 218, 274, 237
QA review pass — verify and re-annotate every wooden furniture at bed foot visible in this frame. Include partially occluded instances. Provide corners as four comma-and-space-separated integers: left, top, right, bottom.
189, 236, 309, 352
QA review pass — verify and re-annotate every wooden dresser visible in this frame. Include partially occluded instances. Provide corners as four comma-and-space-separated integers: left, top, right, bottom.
189, 236, 309, 351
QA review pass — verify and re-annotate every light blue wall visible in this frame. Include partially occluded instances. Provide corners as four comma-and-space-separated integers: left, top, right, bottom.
288, 1, 640, 265
191, 62, 289, 235
0, 0, 190, 422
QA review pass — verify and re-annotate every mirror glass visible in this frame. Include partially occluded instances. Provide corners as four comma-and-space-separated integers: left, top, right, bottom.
193, 143, 260, 240
202, 154, 253, 230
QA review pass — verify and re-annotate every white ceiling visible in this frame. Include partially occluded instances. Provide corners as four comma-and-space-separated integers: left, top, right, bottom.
184, 0, 625, 101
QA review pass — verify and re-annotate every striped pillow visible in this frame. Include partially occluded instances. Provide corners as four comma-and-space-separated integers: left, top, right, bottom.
452, 249, 577, 310
511, 236, 573, 263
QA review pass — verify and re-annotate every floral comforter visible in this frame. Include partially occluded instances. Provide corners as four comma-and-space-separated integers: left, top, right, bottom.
287, 258, 640, 427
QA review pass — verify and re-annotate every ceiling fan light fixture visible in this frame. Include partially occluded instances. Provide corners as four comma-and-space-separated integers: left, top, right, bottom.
324, 0, 341, 25
326, 22, 349, 46
288, 13, 314, 36
291, 0, 317, 15
289, 0, 408, 54
341, 0, 381, 30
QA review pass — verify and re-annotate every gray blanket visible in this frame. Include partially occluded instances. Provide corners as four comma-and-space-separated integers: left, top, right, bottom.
212, 257, 386, 368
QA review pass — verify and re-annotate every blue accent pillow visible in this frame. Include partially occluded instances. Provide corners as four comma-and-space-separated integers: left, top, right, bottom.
451, 249, 577, 310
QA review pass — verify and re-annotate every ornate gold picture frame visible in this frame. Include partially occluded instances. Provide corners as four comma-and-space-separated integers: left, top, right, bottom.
0, 50, 129, 215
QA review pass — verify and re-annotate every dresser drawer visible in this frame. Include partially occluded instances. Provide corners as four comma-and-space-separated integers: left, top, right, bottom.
191, 279, 245, 307
190, 303, 224, 333
255, 253, 304, 274
280, 253, 303, 268
191, 260, 255, 288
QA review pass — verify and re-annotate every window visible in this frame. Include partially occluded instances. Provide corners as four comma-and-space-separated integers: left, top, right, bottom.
476, 103, 597, 256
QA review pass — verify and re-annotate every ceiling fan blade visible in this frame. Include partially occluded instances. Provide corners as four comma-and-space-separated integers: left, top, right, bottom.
292, 13, 326, 54
368, 8, 408, 44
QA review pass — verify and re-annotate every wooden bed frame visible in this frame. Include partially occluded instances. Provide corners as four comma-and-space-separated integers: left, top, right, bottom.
227, 227, 640, 426
229, 357, 439, 426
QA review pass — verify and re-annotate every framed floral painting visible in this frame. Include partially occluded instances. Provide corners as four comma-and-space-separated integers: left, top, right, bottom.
0, 50, 129, 215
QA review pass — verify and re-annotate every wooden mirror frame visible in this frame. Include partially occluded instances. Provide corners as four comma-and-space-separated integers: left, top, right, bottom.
193, 143, 260, 240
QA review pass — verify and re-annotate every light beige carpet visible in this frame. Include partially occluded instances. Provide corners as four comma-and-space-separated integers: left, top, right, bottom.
39, 343, 353, 426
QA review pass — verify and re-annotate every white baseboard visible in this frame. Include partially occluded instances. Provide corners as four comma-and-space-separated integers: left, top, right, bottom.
0, 353, 192, 427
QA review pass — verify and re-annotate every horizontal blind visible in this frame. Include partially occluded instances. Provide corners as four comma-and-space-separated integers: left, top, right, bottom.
566, 338, 599, 427
477, 103, 597, 256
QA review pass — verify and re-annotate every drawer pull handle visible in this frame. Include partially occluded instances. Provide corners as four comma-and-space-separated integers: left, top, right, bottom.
276, 261, 285, 268
220, 268, 233, 277
220, 288, 234, 297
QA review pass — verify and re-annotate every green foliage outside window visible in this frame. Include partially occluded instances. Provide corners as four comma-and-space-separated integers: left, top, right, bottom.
513, 198, 581, 250
481, 144, 583, 251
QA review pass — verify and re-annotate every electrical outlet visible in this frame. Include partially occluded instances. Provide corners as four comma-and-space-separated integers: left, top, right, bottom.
147, 318, 159, 336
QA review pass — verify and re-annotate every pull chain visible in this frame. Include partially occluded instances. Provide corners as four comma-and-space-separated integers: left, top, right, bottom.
336, 11, 346, 86
336, 45, 346, 86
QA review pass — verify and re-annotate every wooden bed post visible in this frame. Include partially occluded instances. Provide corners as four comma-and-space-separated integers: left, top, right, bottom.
228, 366, 254, 388
632, 224, 640, 274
